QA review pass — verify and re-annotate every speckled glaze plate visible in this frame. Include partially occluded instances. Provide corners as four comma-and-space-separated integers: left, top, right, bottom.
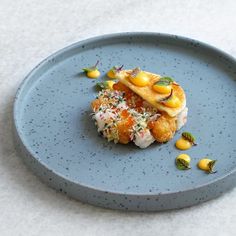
13, 33, 236, 211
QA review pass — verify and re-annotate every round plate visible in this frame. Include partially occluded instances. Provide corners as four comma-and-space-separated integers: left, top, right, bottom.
13, 33, 236, 211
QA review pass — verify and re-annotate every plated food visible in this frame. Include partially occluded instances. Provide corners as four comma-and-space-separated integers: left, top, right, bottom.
91, 67, 188, 148
88, 65, 214, 172
16, 33, 231, 211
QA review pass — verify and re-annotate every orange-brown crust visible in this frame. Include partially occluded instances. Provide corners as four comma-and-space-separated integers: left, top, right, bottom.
116, 110, 134, 144
149, 114, 177, 143
117, 118, 134, 144
91, 99, 102, 112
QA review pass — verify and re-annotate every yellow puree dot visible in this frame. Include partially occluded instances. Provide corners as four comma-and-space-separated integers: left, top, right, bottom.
163, 95, 181, 108
198, 159, 212, 171
87, 70, 100, 79
107, 70, 116, 79
177, 154, 191, 163
129, 71, 149, 87
175, 138, 192, 150
106, 80, 115, 90
153, 84, 172, 94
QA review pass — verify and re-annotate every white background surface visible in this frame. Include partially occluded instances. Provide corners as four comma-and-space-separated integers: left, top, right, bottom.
0, 0, 236, 235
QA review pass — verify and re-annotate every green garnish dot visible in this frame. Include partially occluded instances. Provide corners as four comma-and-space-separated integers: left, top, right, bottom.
111, 66, 117, 73
110, 65, 124, 73
82, 60, 99, 72
155, 77, 174, 86
176, 158, 191, 170
182, 132, 196, 145
208, 160, 217, 174
155, 81, 170, 86
161, 77, 174, 83
96, 81, 108, 90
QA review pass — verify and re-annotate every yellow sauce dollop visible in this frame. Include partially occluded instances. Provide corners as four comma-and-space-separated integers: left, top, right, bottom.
176, 154, 191, 163
87, 69, 100, 79
163, 95, 181, 108
153, 84, 172, 94
129, 71, 149, 87
107, 70, 116, 79
175, 137, 192, 150
106, 80, 115, 90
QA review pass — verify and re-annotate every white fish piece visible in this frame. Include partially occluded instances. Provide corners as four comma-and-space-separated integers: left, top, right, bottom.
94, 110, 116, 132
134, 129, 155, 148
176, 107, 188, 130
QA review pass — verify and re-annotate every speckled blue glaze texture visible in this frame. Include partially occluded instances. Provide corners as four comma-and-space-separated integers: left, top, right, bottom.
13, 33, 236, 211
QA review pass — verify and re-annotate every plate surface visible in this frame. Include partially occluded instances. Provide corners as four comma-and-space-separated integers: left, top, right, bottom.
14, 33, 236, 211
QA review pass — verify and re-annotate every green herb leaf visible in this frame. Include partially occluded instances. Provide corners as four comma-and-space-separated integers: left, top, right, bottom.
155, 81, 170, 86
83, 67, 95, 72
110, 65, 124, 73
111, 66, 117, 73
176, 158, 191, 170
155, 77, 174, 86
161, 77, 174, 83
82, 60, 99, 73
96, 81, 108, 90
207, 160, 217, 174
182, 132, 197, 145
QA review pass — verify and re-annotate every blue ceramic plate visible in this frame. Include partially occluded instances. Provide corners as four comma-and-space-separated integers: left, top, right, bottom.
13, 33, 236, 211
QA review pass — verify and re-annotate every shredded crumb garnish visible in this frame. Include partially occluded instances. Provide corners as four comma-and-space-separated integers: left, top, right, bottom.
92, 89, 160, 143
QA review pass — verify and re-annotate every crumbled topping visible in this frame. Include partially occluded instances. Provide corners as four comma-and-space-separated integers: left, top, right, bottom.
92, 89, 160, 145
